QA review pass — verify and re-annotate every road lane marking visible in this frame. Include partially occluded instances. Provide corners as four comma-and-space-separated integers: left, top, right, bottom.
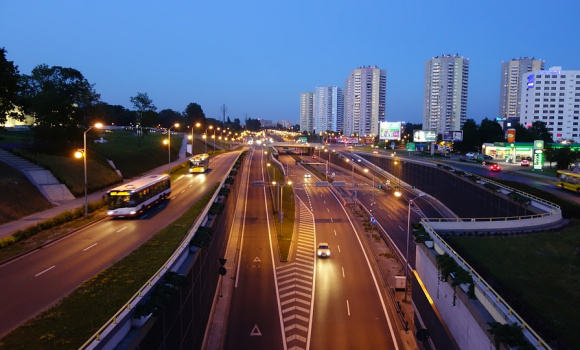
342, 267, 345, 278
334, 229, 337, 236
180, 190, 185, 194
388, 214, 392, 219
337, 245, 341, 253
35, 266, 55, 277
346, 300, 351, 316
327, 208, 330, 212
117, 227, 127, 233
399, 226, 404, 231
83, 243, 98, 251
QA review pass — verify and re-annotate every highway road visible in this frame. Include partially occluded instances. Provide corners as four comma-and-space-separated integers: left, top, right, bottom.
225, 149, 284, 350
224, 151, 402, 349
0, 151, 240, 339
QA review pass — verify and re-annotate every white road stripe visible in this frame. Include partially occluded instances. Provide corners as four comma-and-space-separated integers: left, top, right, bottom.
35, 266, 55, 277
83, 243, 97, 251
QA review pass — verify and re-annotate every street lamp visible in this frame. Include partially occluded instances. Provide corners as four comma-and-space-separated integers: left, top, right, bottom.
204, 125, 213, 154
164, 123, 180, 175
394, 190, 426, 301
75, 122, 103, 218
364, 168, 376, 213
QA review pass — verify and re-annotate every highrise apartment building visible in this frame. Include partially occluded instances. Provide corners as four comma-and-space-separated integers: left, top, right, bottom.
300, 92, 314, 133
499, 57, 545, 120
314, 86, 343, 134
520, 66, 580, 142
344, 66, 386, 137
423, 54, 469, 135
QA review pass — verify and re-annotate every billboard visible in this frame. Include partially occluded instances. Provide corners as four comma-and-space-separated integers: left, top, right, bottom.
413, 130, 437, 142
443, 130, 463, 142
379, 122, 401, 140
507, 129, 516, 143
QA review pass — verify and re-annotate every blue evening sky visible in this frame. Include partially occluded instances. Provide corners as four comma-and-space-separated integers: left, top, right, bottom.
1, 0, 579, 125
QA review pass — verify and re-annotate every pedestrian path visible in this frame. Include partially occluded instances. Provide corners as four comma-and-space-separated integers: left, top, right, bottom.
0, 148, 75, 204
0, 135, 189, 239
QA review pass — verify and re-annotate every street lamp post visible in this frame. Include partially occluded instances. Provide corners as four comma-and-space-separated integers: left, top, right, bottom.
76, 122, 103, 218
394, 190, 426, 302
204, 125, 213, 154
165, 123, 180, 175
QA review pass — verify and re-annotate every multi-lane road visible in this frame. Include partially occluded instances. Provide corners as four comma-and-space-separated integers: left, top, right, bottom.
224, 149, 417, 349
0, 151, 241, 338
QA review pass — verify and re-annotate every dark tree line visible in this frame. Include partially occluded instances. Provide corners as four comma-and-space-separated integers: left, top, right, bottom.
0, 47, 247, 153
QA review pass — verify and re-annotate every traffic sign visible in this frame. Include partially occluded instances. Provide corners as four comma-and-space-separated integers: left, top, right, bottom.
370, 216, 376, 225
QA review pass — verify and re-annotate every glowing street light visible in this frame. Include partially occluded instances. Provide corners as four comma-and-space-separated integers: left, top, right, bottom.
394, 190, 426, 301
165, 123, 180, 175
75, 122, 103, 218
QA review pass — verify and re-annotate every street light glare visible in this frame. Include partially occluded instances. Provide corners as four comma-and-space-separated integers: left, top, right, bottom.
94, 122, 103, 129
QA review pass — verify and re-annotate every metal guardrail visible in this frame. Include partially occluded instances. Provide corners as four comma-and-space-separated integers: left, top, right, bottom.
349, 155, 558, 349
80, 153, 242, 349
421, 222, 552, 349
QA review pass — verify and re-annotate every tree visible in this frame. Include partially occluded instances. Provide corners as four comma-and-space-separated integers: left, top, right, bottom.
130, 92, 156, 143
479, 118, 504, 144
158, 109, 183, 129
529, 121, 553, 143
183, 102, 205, 127
95, 102, 136, 126
0, 47, 24, 127
245, 118, 261, 131
19, 64, 100, 151
457, 119, 478, 153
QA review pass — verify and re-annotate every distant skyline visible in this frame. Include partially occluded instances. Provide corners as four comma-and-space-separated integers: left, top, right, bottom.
2, 0, 579, 125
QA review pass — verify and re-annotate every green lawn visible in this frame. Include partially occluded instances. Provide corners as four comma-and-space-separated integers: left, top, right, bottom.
447, 224, 580, 348
0, 161, 54, 225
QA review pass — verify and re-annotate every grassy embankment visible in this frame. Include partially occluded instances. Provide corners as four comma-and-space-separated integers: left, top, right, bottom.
442, 177, 580, 348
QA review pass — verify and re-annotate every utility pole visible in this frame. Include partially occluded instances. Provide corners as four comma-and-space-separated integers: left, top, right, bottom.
221, 104, 227, 126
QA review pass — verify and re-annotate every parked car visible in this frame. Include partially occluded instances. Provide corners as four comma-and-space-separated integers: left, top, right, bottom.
465, 152, 476, 158
483, 155, 493, 160
490, 164, 502, 172
521, 159, 530, 166
317, 243, 331, 258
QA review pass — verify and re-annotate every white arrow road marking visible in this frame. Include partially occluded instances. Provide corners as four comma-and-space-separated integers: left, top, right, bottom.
253, 257, 261, 262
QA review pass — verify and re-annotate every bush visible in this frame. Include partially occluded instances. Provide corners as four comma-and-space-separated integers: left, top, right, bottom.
209, 202, 225, 215
191, 226, 212, 247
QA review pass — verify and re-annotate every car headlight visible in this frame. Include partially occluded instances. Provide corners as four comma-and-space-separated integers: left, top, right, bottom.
318, 251, 322, 256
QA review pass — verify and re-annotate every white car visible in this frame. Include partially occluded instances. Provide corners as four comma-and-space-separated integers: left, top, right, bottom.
317, 243, 331, 258
465, 152, 476, 158
304, 173, 311, 178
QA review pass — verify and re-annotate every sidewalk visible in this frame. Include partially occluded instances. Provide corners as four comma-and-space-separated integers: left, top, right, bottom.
0, 135, 189, 240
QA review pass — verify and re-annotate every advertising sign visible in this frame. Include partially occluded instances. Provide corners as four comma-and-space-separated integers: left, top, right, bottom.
507, 129, 516, 143
413, 130, 437, 142
379, 122, 401, 140
443, 130, 463, 142
533, 149, 543, 170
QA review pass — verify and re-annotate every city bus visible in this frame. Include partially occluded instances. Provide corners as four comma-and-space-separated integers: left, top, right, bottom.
556, 170, 580, 193
106, 174, 171, 217
189, 153, 210, 173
